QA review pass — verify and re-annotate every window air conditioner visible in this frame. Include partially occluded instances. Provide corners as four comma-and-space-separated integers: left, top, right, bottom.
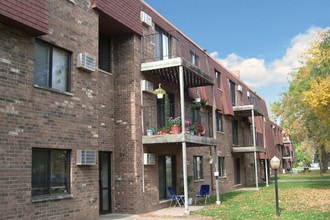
77, 53, 96, 72
141, 80, 154, 93
140, 11, 152, 27
77, 150, 97, 165
144, 153, 155, 165
237, 85, 242, 92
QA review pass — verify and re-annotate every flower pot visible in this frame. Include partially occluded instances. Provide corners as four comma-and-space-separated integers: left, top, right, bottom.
170, 125, 180, 134
146, 129, 153, 136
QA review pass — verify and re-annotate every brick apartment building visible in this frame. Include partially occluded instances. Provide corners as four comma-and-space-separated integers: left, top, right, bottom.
0, 0, 292, 219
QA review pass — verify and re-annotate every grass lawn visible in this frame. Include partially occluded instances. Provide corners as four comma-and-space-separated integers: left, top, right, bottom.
193, 171, 330, 220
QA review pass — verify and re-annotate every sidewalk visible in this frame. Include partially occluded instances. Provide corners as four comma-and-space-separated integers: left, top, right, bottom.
99, 205, 212, 220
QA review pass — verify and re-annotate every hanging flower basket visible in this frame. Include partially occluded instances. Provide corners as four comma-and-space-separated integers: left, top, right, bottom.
207, 156, 213, 164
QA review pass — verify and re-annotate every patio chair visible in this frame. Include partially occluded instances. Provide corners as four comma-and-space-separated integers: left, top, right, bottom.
167, 187, 184, 207
195, 184, 210, 205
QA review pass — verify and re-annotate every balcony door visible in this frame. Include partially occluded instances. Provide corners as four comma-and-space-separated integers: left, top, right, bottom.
99, 152, 112, 214
234, 158, 241, 185
157, 94, 174, 129
155, 27, 170, 60
158, 155, 176, 199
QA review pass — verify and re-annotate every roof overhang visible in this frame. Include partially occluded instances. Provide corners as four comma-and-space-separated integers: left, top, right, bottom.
141, 57, 214, 88
233, 105, 264, 117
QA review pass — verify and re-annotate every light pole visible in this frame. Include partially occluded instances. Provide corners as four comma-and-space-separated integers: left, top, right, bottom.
270, 156, 280, 217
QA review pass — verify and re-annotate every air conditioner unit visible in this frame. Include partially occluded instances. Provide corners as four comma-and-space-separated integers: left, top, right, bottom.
247, 91, 250, 97
141, 80, 154, 93
144, 153, 155, 165
77, 150, 97, 165
237, 85, 242, 92
140, 11, 152, 27
77, 53, 96, 72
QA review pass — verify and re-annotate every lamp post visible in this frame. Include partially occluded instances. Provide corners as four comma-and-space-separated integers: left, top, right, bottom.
270, 156, 280, 217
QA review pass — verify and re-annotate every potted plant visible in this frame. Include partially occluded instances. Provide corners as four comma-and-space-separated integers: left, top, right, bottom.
189, 124, 197, 135
196, 124, 205, 136
146, 127, 155, 136
201, 98, 208, 106
191, 102, 201, 110
207, 155, 213, 164
159, 126, 170, 135
185, 120, 192, 132
168, 117, 181, 134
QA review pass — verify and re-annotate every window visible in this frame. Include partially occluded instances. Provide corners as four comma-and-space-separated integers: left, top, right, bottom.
216, 112, 223, 132
155, 27, 170, 60
215, 70, 221, 89
190, 51, 199, 67
193, 156, 203, 180
34, 40, 71, 92
232, 119, 238, 145
99, 33, 111, 72
229, 80, 236, 106
32, 148, 70, 197
218, 157, 225, 177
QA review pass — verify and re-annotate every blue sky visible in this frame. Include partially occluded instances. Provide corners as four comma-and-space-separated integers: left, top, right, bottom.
144, 0, 330, 110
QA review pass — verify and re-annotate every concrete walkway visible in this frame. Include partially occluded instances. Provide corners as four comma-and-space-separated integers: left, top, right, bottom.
99, 206, 212, 220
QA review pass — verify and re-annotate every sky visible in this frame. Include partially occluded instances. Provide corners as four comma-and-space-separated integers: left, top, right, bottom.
144, 0, 330, 110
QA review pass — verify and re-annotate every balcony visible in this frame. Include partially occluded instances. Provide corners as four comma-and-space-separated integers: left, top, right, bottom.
141, 33, 213, 88
142, 105, 217, 147
232, 131, 266, 153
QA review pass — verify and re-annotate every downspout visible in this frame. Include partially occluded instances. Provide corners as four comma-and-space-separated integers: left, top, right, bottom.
263, 116, 269, 187
140, 36, 145, 193
179, 66, 189, 215
252, 109, 259, 188
140, 80, 145, 192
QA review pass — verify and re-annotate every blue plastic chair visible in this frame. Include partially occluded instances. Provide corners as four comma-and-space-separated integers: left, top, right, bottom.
195, 184, 210, 205
167, 187, 184, 207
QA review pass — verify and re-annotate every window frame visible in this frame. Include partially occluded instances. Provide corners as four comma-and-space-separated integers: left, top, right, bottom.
32, 148, 71, 198
190, 51, 199, 67
229, 80, 236, 106
34, 39, 71, 93
193, 156, 203, 180
218, 156, 225, 177
155, 26, 170, 61
216, 112, 223, 132
99, 33, 111, 73
232, 119, 238, 145
215, 70, 221, 89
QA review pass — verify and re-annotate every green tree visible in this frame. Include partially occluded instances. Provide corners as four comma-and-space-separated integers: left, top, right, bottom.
271, 29, 330, 174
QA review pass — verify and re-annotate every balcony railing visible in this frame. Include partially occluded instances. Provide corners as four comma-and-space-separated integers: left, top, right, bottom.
143, 105, 214, 138
235, 131, 264, 148
141, 33, 210, 75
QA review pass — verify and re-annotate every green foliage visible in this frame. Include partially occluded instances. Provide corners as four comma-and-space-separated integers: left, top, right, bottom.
193, 180, 330, 219
294, 140, 315, 167
270, 29, 330, 172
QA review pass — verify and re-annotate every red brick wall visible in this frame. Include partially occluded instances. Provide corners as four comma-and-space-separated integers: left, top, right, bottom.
0, 0, 107, 218
0, 0, 48, 35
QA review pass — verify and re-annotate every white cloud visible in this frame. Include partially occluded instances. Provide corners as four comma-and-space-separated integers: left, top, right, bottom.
211, 27, 328, 90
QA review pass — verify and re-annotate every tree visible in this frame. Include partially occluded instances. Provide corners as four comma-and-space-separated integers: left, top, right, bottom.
271, 29, 330, 174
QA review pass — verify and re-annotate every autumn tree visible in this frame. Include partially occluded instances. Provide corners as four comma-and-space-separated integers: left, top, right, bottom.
271, 29, 330, 173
